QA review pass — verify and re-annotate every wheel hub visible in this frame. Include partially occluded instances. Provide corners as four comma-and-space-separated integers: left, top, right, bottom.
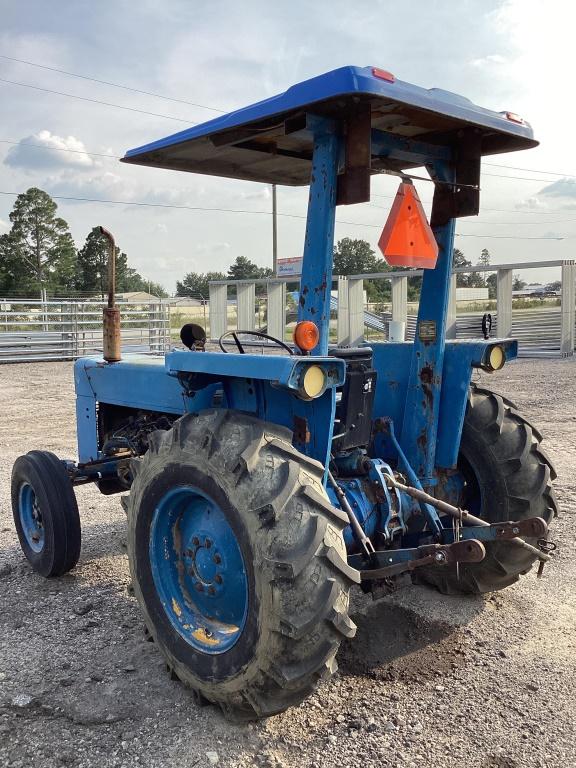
18, 483, 45, 553
184, 537, 224, 594
149, 486, 248, 654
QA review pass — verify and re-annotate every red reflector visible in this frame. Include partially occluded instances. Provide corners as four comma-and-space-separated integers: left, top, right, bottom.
504, 111, 524, 124
372, 67, 395, 83
378, 182, 438, 270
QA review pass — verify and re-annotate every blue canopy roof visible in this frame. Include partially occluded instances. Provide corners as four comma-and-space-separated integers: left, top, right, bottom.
122, 65, 537, 185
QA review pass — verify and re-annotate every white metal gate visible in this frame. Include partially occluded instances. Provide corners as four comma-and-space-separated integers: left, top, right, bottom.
0, 300, 171, 363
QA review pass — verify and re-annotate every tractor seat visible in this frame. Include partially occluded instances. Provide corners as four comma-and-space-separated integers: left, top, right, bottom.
328, 347, 372, 360
329, 347, 373, 366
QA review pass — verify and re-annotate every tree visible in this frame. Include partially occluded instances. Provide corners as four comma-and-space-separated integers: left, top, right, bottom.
76, 227, 113, 298
545, 280, 561, 293
4, 188, 76, 299
513, 275, 526, 291
333, 238, 392, 301
486, 273, 497, 299
479, 248, 490, 267
333, 238, 382, 275
453, 248, 472, 287
0, 232, 32, 295
226, 256, 272, 296
75, 227, 168, 298
452, 248, 485, 289
176, 271, 227, 299
227, 255, 272, 281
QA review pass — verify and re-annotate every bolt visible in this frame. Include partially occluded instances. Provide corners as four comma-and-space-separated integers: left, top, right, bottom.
192, 536, 199, 546
195, 583, 204, 592
214, 574, 223, 584
434, 551, 447, 563
512, 527, 520, 535
213, 554, 221, 565
204, 538, 212, 549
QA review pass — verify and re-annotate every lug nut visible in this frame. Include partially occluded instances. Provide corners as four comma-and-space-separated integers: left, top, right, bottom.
208, 586, 216, 595
214, 574, 223, 584
434, 551, 447, 563
213, 554, 221, 565
195, 583, 204, 592
204, 538, 212, 549
192, 536, 199, 546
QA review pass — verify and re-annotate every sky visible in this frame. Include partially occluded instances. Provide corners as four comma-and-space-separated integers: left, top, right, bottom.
0, 0, 575, 293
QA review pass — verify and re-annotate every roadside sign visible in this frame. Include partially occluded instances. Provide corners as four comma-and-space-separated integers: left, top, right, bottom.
277, 257, 303, 277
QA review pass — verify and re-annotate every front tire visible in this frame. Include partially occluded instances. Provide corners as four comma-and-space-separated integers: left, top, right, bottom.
11, 451, 81, 577
422, 384, 557, 594
127, 410, 358, 720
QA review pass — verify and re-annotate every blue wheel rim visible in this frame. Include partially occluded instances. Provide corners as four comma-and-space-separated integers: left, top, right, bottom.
19, 482, 45, 553
149, 486, 248, 654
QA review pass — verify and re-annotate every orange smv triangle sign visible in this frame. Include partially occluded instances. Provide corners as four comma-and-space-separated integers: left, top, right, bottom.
378, 181, 439, 269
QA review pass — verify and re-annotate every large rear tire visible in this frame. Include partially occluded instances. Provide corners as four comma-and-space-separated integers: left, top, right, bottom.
420, 384, 557, 595
127, 410, 358, 720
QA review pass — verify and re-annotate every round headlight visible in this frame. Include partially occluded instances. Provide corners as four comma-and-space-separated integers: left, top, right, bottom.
488, 345, 506, 371
301, 365, 326, 399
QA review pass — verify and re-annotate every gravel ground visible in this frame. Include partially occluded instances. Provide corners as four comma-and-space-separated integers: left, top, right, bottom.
0, 358, 574, 768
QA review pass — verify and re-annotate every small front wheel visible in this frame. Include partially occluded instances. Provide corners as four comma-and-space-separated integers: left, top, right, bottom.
11, 451, 81, 577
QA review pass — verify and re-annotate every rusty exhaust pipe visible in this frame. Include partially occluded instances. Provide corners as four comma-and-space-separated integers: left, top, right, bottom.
99, 226, 121, 363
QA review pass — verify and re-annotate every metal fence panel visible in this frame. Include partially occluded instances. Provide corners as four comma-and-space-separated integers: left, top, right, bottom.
0, 300, 171, 363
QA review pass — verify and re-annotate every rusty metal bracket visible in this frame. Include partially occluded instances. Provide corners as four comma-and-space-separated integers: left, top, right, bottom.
493, 517, 549, 540
455, 516, 549, 543
357, 538, 485, 582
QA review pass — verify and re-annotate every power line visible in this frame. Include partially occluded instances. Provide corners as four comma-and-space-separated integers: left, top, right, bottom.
1, 140, 571, 218
369, 199, 574, 217
0, 190, 568, 239
481, 171, 566, 183
0, 54, 227, 113
1, 139, 573, 217
0, 77, 194, 123
3, 52, 576, 183
455, 233, 564, 240
484, 162, 576, 179
0, 87, 568, 183
0, 139, 121, 160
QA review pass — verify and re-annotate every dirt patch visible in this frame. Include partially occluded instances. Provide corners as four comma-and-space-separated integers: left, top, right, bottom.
338, 601, 467, 682
0, 358, 575, 768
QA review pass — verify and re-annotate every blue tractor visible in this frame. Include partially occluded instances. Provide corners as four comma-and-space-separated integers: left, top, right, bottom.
11, 66, 557, 720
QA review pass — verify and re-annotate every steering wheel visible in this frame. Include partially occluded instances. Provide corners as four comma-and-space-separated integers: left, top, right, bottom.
218, 330, 294, 355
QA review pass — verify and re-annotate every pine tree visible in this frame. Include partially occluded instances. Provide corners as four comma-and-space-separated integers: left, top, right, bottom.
6, 188, 76, 299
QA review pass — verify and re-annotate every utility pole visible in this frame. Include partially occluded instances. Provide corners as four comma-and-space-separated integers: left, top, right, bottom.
272, 184, 278, 276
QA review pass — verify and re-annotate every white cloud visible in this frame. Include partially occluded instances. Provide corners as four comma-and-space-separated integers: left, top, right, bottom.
0, 219, 8, 231
240, 186, 271, 202
5, 131, 98, 171
537, 178, 576, 199
193, 242, 232, 254
44, 169, 196, 208
469, 54, 507, 68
